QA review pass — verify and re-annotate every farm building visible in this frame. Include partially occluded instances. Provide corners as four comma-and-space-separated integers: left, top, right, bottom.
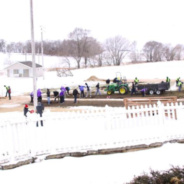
4, 61, 43, 77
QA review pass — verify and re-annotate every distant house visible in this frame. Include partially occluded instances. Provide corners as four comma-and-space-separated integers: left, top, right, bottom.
4, 61, 43, 77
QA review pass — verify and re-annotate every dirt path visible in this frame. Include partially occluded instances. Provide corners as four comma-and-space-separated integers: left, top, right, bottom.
0, 90, 184, 113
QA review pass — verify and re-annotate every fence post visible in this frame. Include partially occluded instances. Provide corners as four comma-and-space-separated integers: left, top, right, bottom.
157, 101, 166, 142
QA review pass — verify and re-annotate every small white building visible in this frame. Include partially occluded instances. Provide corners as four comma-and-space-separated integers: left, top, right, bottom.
5, 61, 43, 77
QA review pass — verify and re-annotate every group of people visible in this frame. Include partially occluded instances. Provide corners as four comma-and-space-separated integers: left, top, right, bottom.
24, 102, 44, 127
29, 82, 103, 105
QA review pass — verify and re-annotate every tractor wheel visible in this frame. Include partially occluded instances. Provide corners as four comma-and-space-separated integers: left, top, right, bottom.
156, 90, 161, 95
149, 90, 154, 95
107, 90, 112, 95
119, 86, 127, 95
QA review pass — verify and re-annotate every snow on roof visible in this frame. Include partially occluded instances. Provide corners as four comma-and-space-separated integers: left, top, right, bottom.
4, 61, 42, 69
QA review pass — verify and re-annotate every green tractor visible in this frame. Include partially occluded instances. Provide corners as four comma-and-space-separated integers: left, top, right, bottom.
104, 73, 129, 95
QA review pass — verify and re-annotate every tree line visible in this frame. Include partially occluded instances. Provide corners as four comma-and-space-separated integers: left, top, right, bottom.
0, 28, 184, 68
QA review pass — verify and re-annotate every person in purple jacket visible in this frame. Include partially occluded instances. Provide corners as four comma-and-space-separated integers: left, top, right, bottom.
60, 86, 66, 102
37, 89, 42, 102
59, 88, 65, 104
79, 85, 85, 98
140, 88, 147, 97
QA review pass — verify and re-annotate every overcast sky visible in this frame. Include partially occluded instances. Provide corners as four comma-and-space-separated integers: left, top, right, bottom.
0, 0, 184, 48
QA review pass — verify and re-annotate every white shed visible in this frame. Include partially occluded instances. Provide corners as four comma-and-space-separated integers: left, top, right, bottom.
4, 61, 43, 77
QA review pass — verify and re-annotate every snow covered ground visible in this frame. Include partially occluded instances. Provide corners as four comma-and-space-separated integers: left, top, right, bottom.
0, 53, 184, 183
1, 143, 184, 184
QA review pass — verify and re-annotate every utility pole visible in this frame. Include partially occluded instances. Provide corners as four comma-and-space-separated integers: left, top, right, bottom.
30, 0, 37, 110
40, 26, 44, 80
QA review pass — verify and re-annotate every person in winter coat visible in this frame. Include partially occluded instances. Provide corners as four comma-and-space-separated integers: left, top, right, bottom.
178, 81, 183, 92
134, 77, 139, 85
4, 85, 9, 97
59, 88, 65, 104
95, 83, 101, 95
8, 86, 11, 100
36, 102, 44, 127
113, 77, 118, 83
53, 91, 59, 102
131, 82, 137, 96
85, 83, 91, 97
47, 89, 50, 105
30, 92, 33, 103
79, 85, 85, 98
60, 87, 66, 102
37, 89, 42, 102
73, 89, 79, 103
106, 79, 110, 85
65, 87, 70, 95
24, 104, 29, 117
166, 76, 170, 83
140, 88, 147, 97
176, 77, 180, 86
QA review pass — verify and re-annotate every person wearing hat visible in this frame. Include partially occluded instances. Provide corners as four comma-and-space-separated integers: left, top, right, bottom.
24, 104, 29, 117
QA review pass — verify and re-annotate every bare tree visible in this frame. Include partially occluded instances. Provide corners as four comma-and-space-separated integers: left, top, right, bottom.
173, 44, 184, 60
83, 37, 103, 67
68, 28, 90, 68
104, 36, 132, 66
0, 39, 5, 52
143, 41, 164, 62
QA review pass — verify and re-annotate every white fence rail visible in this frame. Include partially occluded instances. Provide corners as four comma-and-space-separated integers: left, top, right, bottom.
0, 101, 184, 165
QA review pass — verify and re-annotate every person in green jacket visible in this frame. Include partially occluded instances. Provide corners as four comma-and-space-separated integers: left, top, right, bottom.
176, 77, 180, 86
134, 77, 139, 85
4, 85, 9, 97
178, 81, 183, 91
166, 77, 170, 83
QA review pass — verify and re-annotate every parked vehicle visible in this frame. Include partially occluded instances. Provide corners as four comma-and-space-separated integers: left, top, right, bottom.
104, 72, 129, 95
136, 82, 170, 95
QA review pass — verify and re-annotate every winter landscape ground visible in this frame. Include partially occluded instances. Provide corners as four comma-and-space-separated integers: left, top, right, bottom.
1, 53, 184, 184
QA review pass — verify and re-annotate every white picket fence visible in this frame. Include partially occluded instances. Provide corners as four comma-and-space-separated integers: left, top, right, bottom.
0, 101, 184, 165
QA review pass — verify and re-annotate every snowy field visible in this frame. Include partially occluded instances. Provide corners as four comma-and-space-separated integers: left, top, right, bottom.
1, 143, 184, 184
0, 53, 184, 184
0, 53, 182, 96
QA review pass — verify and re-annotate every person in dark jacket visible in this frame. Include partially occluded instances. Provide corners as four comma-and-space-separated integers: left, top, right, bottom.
47, 89, 50, 105
106, 79, 110, 84
95, 83, 101, 95
53, 91, 59, 102
24, 104, 29, 117
73, 89, 79, 103
36, 102, 44, 127
30, 92, 33, 103
8, 86, 11, 100
131, 82, 137, 96
113, 77, 118, 83
65, 87, 70, 95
